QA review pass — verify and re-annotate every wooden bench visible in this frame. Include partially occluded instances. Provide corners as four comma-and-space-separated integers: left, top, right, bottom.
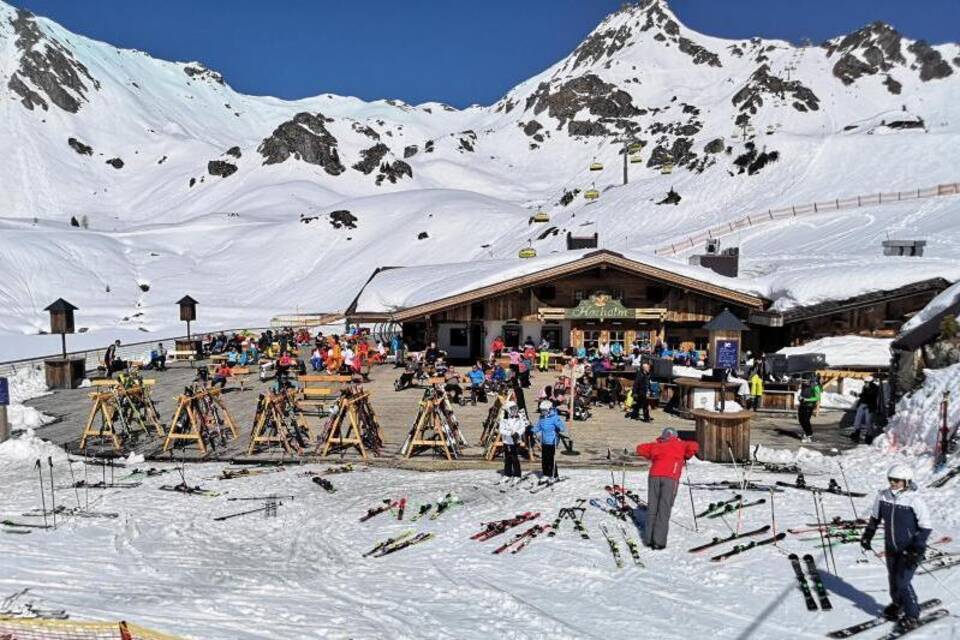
169, 350, 196, 362
298, 374, 351, 413
90, 378, 156, 388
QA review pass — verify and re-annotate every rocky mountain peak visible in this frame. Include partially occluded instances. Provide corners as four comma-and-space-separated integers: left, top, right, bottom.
6, 7, 100, 113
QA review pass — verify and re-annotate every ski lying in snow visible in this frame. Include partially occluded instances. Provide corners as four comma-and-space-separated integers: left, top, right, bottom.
363, 530, 414, 557
803, 554, 832, 610
599, 523, 624, 569
529, 477, 566, 494
804, 517, 868, 528
710, 532, 786, 562
410, 504, 432, 522
311, 477, 336, 493
874, 609, 949, 639
929, 464, 960, 488
510, 524, 551, 554
775, 477, 866, 497
921, 555, 960, 574
2, 520, 52, 530
826, 599, 942, 638
472, 512, 540, 541
549, 502, 589, 539
688, 525, 771, 553
788, 522, 867, 534
430, 494, 463, 520
788, 553, 818, 611
22, 506, 118, 519
159, 484, 221, 497
706, 498, 765, 519
590, 498, 626, 520
374, 532, 434, 557
62, 480, 141, 489
696, 494, 743, 518
493, 524, 548, 554
324, 463, 359, 475
219, 467, 283, 480
359, 499, 397, 523
122, 467, 168, 480
684, 481, 784, 493
877, 536, 953, 557
619, 524, 644, 567
605, 485, 646, 508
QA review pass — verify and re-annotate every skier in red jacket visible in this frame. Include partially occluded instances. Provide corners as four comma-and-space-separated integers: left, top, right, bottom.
635, 428, 699, 549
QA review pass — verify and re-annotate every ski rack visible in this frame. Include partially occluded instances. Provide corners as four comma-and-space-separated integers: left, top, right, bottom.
247, 389, 311, 455
162, 386, 238, 455
478, 390, 512, 448
399, 385, 466, 460
79, 379, 163, 451
316, 386, 384, 459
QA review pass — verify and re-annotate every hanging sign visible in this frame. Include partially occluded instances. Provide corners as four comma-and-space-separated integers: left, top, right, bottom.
565, 294, 631, 320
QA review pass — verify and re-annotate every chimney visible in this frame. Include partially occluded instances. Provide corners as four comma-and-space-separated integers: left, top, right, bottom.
689, 242, 739, 277
882, 239, 926, 257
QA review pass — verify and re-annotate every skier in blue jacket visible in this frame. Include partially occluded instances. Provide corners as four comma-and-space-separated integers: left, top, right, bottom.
860, 464, 932, 632
532, 400, 567, 479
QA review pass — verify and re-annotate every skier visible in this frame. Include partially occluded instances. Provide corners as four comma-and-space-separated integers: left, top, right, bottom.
532, 400, 567, 479
635, 428, 699, 549
850, 376, 879, 443
104, 339, 121, 375
749, 370, 764, 411
629, 362, 652, 421
860, 464, 932, 633
797, 378, 820, 442
498, 401, 525, 478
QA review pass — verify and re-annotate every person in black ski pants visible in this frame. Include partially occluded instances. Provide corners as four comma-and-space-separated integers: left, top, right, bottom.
498, 401, 524, 478
629, 362, 652, 421
860, 464, 932, 633
532, 401, 567, 478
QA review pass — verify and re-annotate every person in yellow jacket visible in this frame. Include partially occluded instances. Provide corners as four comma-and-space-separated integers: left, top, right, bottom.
749, 372, 764, 411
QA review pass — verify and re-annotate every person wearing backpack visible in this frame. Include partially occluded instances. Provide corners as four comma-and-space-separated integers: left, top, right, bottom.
797, 378, 820, 442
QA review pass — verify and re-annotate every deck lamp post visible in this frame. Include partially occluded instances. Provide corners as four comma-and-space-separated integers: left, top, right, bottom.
42, 298, 85, 388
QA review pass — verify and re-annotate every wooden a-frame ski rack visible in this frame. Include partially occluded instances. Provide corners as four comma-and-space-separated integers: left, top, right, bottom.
162, 386, 238, 455
247, 390, 311, 455
400, 387, 462, 461
316, 389, 383, 460
79, 391, 125, 452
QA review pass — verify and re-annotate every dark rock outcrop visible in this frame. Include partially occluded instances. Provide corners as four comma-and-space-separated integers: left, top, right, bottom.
417, 231, 429, 240
375, 160, 413, 186
105, 157, 124, 169
559, 189, 581, 207
208, 160, 237, 178
67, 137, 93, 156
522, 120, 543, 137
257, 112, 345, 175
225, 146, 241, 158
908, 41, 953, 81
657, 189, 682, 205
328, 210, 357, 229
570, 23, 632, 69
678, 37, 722, 67
404, 145, 419, 158
733, 143, 779, 175
183, 64, 225, 85
704, 138, 725, 154
883, 75, 902, 95
7, 9, 100, 113
733, 65, 819, 114
352, 144, 390, 175
525, 74, 640, 128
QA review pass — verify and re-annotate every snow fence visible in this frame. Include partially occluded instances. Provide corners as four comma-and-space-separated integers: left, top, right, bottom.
0, 618, 181, 639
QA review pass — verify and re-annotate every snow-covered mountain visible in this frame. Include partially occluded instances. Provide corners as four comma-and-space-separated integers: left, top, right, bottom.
2, 0, 960, 355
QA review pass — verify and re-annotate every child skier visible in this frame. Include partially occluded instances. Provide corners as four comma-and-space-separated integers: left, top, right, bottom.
532, 400, 567, 479
635, 428, 699, 549
860, 464, 932, 632
498, 401, 525, 479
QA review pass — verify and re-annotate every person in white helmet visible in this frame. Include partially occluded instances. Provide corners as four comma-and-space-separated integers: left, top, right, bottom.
498, 401, 526, 479
860, 463, 932, 632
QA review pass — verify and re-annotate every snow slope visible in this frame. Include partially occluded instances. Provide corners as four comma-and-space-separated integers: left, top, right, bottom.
2, 0, 960, 356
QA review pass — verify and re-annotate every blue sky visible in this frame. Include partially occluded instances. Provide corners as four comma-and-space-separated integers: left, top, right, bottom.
9, 0, 960, 107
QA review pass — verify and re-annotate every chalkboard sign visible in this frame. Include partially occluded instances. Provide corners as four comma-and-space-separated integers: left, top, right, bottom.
716, 339, 740, 370
0, 377, 8, 406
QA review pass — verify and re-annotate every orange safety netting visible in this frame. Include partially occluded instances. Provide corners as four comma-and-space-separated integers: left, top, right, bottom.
0, 618, 181, 640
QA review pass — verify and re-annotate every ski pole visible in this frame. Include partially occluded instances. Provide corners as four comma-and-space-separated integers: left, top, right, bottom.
684, 459, 699, 533
836, 460, 859, 522
47, 456, 57, 530
818, 491, 839, 576
918, 558, 960, 601
35, 460, 48, 529
769, 488, 777, 537
812, 490, 830, 571
67, 460, 82, 510
725, 441, 745, 490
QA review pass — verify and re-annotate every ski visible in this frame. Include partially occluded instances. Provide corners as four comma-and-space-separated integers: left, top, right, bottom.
684, 480, 784, 493
493, 524, 547, 555
827, 599, 942, 638
62, 480, 141, 489
374, 532, 435, 557
706, 498, 766, 519
929, 464, 960, 489
21, 506, 118, 519
430, 494, 462, 520
599, 523, 624, 569
2, 520, 52, 530
804, 517, 869, 528
696, 494, 743, 518
710, 532, 786, 562
775, 478, 866, 497
529, 477, 567, 494
472, 512, 540, 541
788, 522, 867, 534
324, 463, 357, 475
921, 555, 960, 574
590, 498, 626, 520
605, 485, 646, 508
874, 609, 949, 639
363, 530, 414, 557
687, 525, 771, 553
803, 554, 832, 610
359, 499, 397, 523
158, 483, 221, 497
619, 524, 644, 567
410, 504, 432, 522
788, 553, 818, 611
510, 524, 551, 554
311, 477, 336, 493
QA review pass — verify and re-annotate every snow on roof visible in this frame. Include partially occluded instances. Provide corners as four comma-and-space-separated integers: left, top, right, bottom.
776, 335, 892, 368
352, 249, 763, 314
900, 279, 960, 334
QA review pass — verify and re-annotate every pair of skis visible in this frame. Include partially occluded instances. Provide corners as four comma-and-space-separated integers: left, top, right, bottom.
929, 463, 960, 488
706, 498, 765, 519
710, 532, 786, 562
367, 531, 435, 558
696, 494, 742, 518
158, 483, 221, 497
529, 476, 567, 494
472, 512, 540, 541
548, 502, 589, 539
776, 474, 866, 497
492, 524, 551, 554
788, 553, 832, 611
687, 525, 771, 553
827, 600, 947, 638
312, 477, 336, 493
359, 499, 400, 522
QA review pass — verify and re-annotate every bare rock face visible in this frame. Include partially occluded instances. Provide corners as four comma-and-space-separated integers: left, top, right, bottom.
824, 23, 905, 84
403, 144, 419, 158
352, 122, 381, 140
457, 130, 476, 152
522, 120, 543, 137
657, 188, 682, 205
375, 160, 412, 186
908, 41, 953, 81
105, 157, 124, 169
257, 112, 345, 175
733, 142, 779, 175
733, 64, 819, 114
352, 143, 390, 175
677, 37, 722, 68
570, 23, 633, 69
7, 9, 100, 113
704, 138, 725, 154
328, 210, 357, 229
67, 137, 93, 156
225, 146, 241, 158
208, 160, 237, 178
183, 63, 225, 85
525, 74, 640, 130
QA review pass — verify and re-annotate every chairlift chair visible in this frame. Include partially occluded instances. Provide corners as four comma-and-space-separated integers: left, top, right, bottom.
518, 241, 537, 259
584, 188, 600, 200
589, 162, 604, 172
533, 211, 550, 223
660, 163, 674, 175
629, 154, 642, 164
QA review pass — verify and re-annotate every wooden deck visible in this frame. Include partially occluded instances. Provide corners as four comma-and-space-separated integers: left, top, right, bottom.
25, 359, 857, 469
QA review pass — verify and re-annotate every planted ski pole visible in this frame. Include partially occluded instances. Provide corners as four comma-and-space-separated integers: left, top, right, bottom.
818, 491, 839, 575
47, 456, 57, 530
836, 459, 859, 522
812, 490, 830, 571
726, 441, 745, 490
35, 460, 48, 529
769, 487, 777, 537
685, 459, 699, 533
67, 460, 82, 510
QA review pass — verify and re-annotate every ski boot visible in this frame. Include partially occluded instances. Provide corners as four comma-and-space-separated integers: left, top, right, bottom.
882, 603, 902, 621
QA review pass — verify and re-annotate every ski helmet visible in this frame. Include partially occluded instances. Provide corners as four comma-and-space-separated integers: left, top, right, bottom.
661, 427, 678, 440
887, 463, 914, 482
538, 400, 553, 413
